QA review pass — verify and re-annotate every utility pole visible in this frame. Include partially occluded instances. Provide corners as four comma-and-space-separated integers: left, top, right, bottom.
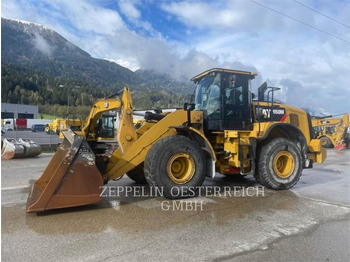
67, 94, 70, 120
15, 108, 18, 140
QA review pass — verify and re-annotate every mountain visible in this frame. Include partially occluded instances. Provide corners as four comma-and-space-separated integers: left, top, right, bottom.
1, 18, 142, 89
135, 69, 194, 94
1, 17, 195, 113
1, 17, 192, 92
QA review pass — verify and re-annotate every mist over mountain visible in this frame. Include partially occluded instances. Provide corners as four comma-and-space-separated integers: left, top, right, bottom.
1, 17, 192, 93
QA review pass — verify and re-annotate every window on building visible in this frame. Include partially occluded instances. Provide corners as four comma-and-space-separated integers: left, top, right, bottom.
18, 113, 34, 119
1, 112, 14, 119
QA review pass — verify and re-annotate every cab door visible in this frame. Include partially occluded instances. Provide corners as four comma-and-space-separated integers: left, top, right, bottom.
96, 115, 115, 139
222, 74, 253, 130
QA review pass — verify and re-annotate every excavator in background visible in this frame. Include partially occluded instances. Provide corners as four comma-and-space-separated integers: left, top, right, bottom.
26, 68, 326, 213
312, 113, 349, 150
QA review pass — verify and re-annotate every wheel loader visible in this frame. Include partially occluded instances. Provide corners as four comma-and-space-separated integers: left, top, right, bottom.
312, 113, 349, 150
26, 68, 326, 212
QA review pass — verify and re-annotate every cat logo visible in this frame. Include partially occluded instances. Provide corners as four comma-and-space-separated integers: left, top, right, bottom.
256, 106, 286, 122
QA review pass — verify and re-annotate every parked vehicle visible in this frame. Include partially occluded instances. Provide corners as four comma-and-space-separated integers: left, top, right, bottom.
26, 68, 326, 213
2, 118, 52, 131
3, 119, 15, 131
16, 118, 27, 130
31, 124, 46, 132
312, 113, 349, 150
45, 123, 52, 133
46, 118, 86, 137
27, 119, 52, 130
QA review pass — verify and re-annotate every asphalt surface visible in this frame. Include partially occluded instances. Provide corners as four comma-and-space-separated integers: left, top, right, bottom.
1, 149, 350, 262
1, 130, 62, 145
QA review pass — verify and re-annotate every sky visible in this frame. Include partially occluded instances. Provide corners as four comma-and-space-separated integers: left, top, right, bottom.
2, 0, 350, 114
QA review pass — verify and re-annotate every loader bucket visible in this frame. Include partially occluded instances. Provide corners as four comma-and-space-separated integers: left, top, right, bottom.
18, 138, 41, 157
1, 138, 25, 160
26, 129, 104, 213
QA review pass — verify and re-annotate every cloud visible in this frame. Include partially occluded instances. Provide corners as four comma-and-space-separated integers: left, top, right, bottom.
104, 31, 261, 81
33, 32, 54, 56
50, 0, 125, 35
161, 0, 350, 39
1, 0, 349, 113
2, 0, 27, 18
161, 1, 241, 29
118, 0, 141, 21
105, 58, 139, 71
116, 0, 159, 37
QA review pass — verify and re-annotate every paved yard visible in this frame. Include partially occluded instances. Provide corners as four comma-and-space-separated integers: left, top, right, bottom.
2, 130, 62, 145
1, 150, 349, 261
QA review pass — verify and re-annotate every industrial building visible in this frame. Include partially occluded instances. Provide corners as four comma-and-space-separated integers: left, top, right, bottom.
1, 103, 38, 119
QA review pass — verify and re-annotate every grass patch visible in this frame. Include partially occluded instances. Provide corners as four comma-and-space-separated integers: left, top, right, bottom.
39, 113, 60, 119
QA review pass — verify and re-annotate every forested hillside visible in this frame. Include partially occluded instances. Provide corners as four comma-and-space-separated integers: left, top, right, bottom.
1, 18, 193, 118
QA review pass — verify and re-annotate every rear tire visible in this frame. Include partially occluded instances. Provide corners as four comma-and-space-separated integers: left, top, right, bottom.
256, 138, 303, 190
320, 136, 333, 148
126, 164, 147, 184
144, 135, 205, 199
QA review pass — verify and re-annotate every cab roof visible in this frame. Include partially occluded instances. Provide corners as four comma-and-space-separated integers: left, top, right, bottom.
191, 68, 258, 82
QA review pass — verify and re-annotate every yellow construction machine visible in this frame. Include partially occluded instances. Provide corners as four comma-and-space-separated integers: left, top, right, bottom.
46, 118, 86, 136
58, 119, 87, 139
47, 118, 63, 135
26, 68, 326, 212
312, 113, 349, 150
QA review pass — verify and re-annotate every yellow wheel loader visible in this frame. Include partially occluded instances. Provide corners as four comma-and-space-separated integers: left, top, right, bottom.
47, 118, 86, 138
26, 68, 326, 212
312, 113, 349, 150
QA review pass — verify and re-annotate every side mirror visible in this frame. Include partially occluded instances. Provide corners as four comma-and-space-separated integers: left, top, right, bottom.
184, 103, 196, 126
154, 108, 162, 114
184, 103, 195, 111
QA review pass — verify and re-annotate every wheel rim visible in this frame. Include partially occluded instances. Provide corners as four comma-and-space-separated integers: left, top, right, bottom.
273, 151, 295, 179
166, 153, 195, 184
321, 139, 327, 146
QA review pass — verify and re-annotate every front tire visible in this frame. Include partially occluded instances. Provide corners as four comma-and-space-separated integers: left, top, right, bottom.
256, 138, 303, 190
320, 136, 333, 148
144, 135, 206, 199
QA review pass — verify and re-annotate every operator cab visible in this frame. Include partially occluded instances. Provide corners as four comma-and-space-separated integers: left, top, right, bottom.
94, 111, 118, 140
192, 68, 257, 131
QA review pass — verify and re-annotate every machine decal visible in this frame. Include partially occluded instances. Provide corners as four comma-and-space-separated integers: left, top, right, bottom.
256, 106, 286, 122
280, 114, 287, 122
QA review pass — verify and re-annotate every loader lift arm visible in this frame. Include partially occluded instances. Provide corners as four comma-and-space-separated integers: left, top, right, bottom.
333, 113, 349, 150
